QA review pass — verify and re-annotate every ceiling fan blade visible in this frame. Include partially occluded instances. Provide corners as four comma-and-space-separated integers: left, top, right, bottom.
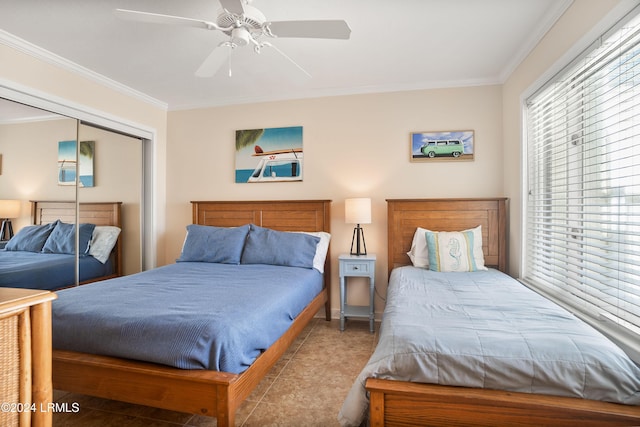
115, 9, 219, 30
267, 20, 351, 39
218, 0, 245, 15
195, 44, 232, 77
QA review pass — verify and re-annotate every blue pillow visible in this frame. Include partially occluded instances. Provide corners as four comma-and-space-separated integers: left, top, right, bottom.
42, 222, 96, 255
177, 224, 250, 264
4, 221, 58, 252
241, 224, 320, 269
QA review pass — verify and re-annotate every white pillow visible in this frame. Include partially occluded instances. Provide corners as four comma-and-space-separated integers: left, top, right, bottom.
88, 226, 121, 264
297, 231, 331, 273
407, 227, 430, 268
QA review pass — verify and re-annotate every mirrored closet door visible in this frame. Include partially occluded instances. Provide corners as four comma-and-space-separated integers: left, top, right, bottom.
0, 98, 78, 289
77, 123, 143, 277
0, 97, 144, 289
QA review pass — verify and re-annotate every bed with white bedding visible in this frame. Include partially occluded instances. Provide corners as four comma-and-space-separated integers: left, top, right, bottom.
339, 267, 640, 426
339, 198, 640, 427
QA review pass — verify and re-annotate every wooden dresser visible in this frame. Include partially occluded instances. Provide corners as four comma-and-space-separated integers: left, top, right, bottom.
0, 288, 57, 427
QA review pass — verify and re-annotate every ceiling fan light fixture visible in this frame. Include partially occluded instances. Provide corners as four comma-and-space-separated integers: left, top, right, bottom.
231, 27, 251, 46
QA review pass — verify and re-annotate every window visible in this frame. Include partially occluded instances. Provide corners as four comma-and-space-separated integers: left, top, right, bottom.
523, 8, 640, 358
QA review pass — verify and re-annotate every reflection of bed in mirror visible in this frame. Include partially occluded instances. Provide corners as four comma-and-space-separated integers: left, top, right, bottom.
0, 201, 122, 290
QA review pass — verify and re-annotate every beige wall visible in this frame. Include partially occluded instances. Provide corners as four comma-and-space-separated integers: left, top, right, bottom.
502, 0, 631, 277
167, 85, 504, 317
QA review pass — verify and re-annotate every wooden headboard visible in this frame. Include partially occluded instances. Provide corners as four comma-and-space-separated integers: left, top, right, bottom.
387, 198, 507, 275
191, 200, 332, 320
31, 201, 123, 277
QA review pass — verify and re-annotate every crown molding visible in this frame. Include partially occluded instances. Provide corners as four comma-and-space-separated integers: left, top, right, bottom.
498, 0, 574, 83
169, 76, 500, 111
0, 29, 168, 111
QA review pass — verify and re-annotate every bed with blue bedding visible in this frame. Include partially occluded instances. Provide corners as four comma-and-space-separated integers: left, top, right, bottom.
52, 200, 332, 427
53, 262, 323, 373
339, 267, 640, 426
339, 198, 640, 426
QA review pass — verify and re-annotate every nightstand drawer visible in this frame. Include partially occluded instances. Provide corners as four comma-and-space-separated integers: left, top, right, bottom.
343, 262, 371, 274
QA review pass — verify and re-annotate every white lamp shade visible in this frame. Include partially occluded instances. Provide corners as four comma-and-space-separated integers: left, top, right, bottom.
0, 200, 20, 219
345, 198, 371, 224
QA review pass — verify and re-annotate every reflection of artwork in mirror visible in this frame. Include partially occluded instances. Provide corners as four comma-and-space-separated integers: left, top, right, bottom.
58, 140, 95, 187
235, 126, 303, 183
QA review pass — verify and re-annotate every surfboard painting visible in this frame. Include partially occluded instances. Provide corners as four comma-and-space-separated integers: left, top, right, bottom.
58, 140, 95, 187
235, 126, 303, 183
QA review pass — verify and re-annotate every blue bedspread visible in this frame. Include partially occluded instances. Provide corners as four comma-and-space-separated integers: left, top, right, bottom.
0, 250, 110, 290
338, 267, 640, 426
52, 262, 323, 374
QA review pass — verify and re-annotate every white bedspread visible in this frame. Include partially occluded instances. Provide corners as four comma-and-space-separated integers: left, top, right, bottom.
338, 267, 640, 426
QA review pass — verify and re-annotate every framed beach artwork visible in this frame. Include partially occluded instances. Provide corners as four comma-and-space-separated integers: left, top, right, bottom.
410, 130, 474, 162
58, 140, 95, 187
235, 126, 303, 183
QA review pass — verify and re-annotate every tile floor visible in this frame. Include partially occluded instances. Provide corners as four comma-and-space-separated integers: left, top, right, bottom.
52, 318, 376, 426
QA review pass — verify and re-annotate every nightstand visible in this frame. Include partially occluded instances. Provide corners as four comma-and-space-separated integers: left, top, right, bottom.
339, 253, 376, 333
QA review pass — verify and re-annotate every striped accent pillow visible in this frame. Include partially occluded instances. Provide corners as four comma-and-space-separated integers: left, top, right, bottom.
425, 228, 487, 272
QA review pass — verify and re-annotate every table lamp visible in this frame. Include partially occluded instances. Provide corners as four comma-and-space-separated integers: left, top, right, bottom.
0, 200, 20, 241
345, 198, 371, 256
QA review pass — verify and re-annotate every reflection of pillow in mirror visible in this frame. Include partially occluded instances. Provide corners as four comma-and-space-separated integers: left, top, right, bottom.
89, 226, 121, 263
242, 224, 320, 269
295, 231, 331, 273
42, 222, 95, 256
4, 221, 58, 252
177, 224, 250, 264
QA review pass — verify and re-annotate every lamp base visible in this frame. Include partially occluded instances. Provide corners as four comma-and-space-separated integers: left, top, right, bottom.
350, 224, 367, 256
0, 219, 13, 241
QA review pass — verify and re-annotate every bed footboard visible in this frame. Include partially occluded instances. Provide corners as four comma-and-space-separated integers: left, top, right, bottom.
53, 289, 327, 427
53, 350, 238, 420
366, 378, 640, 427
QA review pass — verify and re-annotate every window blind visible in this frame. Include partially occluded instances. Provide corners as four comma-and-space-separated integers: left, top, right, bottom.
523, 8, 640, 351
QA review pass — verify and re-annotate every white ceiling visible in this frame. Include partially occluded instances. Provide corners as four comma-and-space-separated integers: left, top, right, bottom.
0, 0, 571, 111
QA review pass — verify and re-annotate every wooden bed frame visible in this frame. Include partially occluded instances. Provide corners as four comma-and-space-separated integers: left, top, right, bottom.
365, 198, 640, 426
32, 201, 123, 279
52, 200, 331, 427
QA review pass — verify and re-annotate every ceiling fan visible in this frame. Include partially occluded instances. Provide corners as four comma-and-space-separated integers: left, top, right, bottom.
115, 0, 351, 78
